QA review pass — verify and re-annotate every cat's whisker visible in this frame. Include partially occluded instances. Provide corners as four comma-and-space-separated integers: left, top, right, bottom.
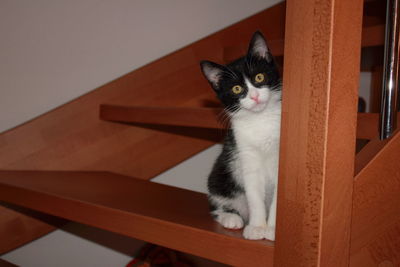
217, 110, 231, 130
270, 81, 282, 91
216, 106, 239, 135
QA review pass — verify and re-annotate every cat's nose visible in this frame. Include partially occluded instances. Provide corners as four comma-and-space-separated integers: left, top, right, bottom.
250, 93, 260, 103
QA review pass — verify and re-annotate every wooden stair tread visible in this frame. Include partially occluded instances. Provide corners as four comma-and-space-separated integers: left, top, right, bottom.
100, 104, 224, 129
100, 104, 386, 140
0, 170, 274, 266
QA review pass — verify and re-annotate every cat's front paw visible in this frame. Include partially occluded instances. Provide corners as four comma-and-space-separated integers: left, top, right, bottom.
217, 213, 244, 229
264, 226, 275, 241
243, 225, 267, 240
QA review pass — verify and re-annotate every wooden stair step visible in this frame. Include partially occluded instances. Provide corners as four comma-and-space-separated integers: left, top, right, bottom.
100, 104, 225, 129
0, 170, 274, 266
100, 104, 386, 140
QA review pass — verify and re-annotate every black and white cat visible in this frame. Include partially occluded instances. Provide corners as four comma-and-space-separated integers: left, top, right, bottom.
200, 31, 281, 241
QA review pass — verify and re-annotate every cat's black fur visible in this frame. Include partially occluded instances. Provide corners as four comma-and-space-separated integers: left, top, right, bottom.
207, 129, 244, 199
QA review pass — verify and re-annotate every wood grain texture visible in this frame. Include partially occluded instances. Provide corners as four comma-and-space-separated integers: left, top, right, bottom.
0, 171, 274, 266
274, 0, 363, 266
350, 131, 400, 266
0, 3, 287, 253
350, 224, 400, 267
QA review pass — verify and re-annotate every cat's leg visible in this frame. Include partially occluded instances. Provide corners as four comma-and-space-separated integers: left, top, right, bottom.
211, 209, 244, 229
265, 185, 277, 241
241, 155, 268, 240
262, 150, 279, 241
243, 188, 267, 239
209, 195, 246, 229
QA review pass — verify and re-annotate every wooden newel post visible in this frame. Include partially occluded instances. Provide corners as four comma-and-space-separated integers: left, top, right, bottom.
275, 0, 364, 266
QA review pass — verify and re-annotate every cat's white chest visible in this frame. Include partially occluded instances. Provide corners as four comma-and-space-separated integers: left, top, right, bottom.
233, 106, 281, 154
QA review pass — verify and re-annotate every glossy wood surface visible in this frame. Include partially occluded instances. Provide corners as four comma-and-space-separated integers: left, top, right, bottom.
0, 170, 273, 266
350, 131, 400, 266
275, 0, 363, 266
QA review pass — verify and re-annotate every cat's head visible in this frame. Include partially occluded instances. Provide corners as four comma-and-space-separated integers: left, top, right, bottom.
200, 31, 281, 114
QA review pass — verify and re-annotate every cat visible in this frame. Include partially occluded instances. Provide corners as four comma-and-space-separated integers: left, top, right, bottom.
200, 31, 281, 241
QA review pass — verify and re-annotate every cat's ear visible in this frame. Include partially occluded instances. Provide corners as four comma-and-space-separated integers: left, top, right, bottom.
248, 31, 272, 62
200, 60, 225, 89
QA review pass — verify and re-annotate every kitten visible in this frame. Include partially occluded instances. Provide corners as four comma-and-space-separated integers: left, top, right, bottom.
200, 31, 281, 241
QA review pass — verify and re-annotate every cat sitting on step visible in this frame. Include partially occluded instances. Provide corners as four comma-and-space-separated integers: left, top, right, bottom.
200, 31, 281, 241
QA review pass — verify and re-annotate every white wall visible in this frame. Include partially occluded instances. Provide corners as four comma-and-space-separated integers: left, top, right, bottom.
0, 1, 281, 266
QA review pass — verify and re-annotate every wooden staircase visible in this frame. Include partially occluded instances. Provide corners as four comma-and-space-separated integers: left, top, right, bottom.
0, 170, 273, 266
1, 0, 400, 266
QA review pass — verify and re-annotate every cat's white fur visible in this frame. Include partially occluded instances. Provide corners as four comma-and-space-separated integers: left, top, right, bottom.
210, 194, 248, 229
230, 78, 281, 240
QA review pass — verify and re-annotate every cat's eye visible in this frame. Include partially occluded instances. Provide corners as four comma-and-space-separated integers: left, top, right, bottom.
232, 85, 243, 94
255, 73, 265, 83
